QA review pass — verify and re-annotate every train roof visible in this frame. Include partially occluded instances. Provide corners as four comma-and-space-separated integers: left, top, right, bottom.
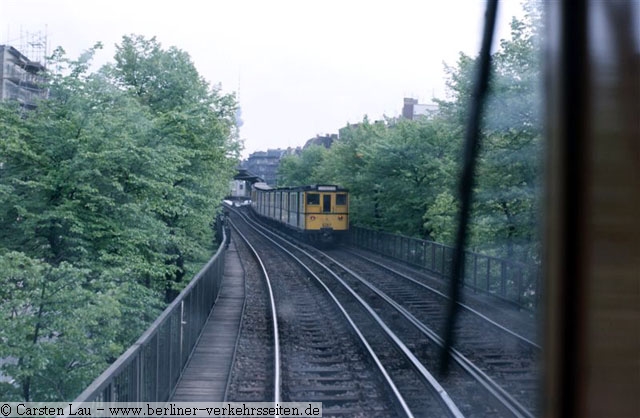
253, 184, 348, 192
295, 184, 348, 192
252, 182, 273, 191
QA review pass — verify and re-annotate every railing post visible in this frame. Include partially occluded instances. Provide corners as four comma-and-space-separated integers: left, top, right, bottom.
423, 241, 427, 269
180, 300, 185, 368
405, 237, 409, 262
137, 351, 142, 400
517, 266, 523, 306
168, 315, 173, 394
393, 235, 397, 259
486, 258, 491, 292
343, 226, 538, 311
135, 350, 144, 401
501, 261, 507, 297
473, 254, 478, 292
431, 243, 436, 272
156, 333, 160, 402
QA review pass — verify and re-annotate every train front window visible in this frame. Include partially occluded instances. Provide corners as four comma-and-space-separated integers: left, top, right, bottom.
306, 193, 319, 205
322, 194, 331, 213
336, 193, 347, 206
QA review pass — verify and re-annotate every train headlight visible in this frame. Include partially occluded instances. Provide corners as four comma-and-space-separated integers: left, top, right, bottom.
310, 216, 316, 221
338, 216, 344, 220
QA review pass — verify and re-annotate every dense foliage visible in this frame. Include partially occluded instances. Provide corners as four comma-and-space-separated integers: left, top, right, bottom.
279, 7, 542, 262
0, 36, 239, 401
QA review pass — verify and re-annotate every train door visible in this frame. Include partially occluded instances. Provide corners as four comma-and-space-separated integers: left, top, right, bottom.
299, 192, 305, 229
282, 191, 288, 223
289, 192, 297, 227
268, 191, 274, 218
322, 194, 331, 213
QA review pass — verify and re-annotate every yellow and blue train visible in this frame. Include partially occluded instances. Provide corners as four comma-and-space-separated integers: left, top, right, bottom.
251, 183, 349, 245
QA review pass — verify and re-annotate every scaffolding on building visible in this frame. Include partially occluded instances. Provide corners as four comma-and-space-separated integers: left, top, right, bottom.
17, 29, 48, 66
0, 28, 48, 107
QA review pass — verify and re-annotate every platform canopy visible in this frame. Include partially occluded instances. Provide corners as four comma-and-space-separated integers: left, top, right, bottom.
234, 168, 263, 184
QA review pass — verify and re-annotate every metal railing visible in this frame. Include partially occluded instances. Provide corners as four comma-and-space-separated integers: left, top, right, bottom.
67, 231, 228, 405
346, 226, 540, 311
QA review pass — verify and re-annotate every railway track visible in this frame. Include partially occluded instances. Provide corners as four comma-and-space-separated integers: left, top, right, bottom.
339, 247, 539, 344
226, 215, 414, 417
321, 249, 540, 417
224, 227, 278, 402
230, 209, 469, 417
232, 207, 540, 417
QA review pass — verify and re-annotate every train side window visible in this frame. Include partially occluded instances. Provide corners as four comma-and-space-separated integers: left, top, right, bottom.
336, 193, 347, 206
307, 193, 320, 205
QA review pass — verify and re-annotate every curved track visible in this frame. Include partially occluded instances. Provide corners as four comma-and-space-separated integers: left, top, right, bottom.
228, 211, 413, 417
234, 207, 540, 417
320, 250, 540, 417
230, 209, 469, 417
224, 226, 280, 402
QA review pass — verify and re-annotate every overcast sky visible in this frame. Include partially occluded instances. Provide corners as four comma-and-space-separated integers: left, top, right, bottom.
1, 0, 524, 158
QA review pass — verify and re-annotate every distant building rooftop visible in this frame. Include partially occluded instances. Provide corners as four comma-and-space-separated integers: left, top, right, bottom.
402, 97, 438, 120
242, 149, 289, 186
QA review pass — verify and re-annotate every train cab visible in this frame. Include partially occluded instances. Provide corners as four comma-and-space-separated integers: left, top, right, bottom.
251, 183, 349, 246
301, 185, 349, 235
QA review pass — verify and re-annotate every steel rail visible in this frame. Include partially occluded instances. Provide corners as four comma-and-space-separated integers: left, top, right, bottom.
319, 251, 534, 418
220, 225, 253, 404
343, 249, 541, 350
238, 208, 532, 417
228, 221, 282, 405
231, 208, 461, 418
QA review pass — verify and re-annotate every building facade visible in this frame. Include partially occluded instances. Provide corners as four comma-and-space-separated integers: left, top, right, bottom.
0, 45, 47, 108
401, 97, 438, 120
242, 149, 290, 186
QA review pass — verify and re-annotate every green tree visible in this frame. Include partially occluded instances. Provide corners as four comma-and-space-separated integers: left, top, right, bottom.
423, 191, 458, 244
0, 252, 121, 401
363, 118, 456, 237
474, 6, 542, 260
277, 145, 327, 186
0, 46, 166, 400
107, 35, 239, 299
0, 36, 240, 400
1, 46, 171, 284
315, 118, 387, 226
304, 3, 543, 262
428, 3, 542, 262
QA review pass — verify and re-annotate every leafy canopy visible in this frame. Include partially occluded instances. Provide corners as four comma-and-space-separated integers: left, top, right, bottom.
0, 36, 240, 401
277, 6, 542, 262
